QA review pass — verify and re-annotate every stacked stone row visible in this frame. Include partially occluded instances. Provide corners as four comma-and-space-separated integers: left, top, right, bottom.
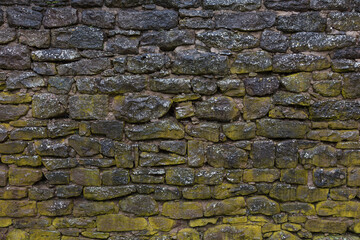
1, 0, 360, 239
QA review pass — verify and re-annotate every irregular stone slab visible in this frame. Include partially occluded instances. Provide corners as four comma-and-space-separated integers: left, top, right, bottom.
105, 35, 138, 54
0, 105, 28, 122
0, 28, 17, 44
7, 7, 42, 29
191, 77, 217, 95
76, 75, 146, 94
10, 127, 47, 140
264, 0, 310, 11
310, 0, 350, 10
305, 219, 347, 234
0, 200, 37, 217
332, 46, 360, 59
256, 119, 309, 139
185, 122, 220, 142
0, 141, 27, 154
57, 58, 111, 76
154, 0, 200, 8
126, 53, 169, 74
309, 100, 360, 120
207, 144, 248, 168
141, 30, 194, 51
150, 78, 192, 94
273, 54, 330, 73
31, 49, 80, 62
280, 72, 311, 93
277, 12, 327, 32
244, 76, 279, 96
260, 30, 289, 53
162, 201, 203, 219
197, 29, 259, 51
204, 224, 262, 240
72, 0, 104, 7
329, 12, 360, 31
19, 29, 50, 48
32, 94, 67, 119
9, 167, 42, 186
0, 45, 30, 70
231, 51, 272, 73
90, 120, 123, 140
215, 12, 276, 31
6, 71, 45, 89
313, 168, 346, 188
307, 129, 359, 142
195, 96, 240, 122
222, 122, 256, 140
84, 186, 136, 200
342, 73, 360, 99
120, 195, 158, 216
34, 140, 69, 157
139, 152, 186, 167
81, 10, 114, 29
114, 95, 172, 123
204, 0, 261, 10
251, 140, 275, 168
117, 10, 178, 30
290, 32, 356, 52
217, 78, 246, 97
125, 119, 184, 140
300, 145, 339, 167
247, 196, 280, 215
48, 76, 74, 94
68, 135, 101, 157
243, 96, 271, 120
69, 95, 108, 120
273, 91, 311, 106
43, 7, 77, 28
172, 50, 229, 75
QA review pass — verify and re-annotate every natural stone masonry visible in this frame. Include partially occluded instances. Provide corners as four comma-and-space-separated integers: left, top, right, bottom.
0, 0, 360, 239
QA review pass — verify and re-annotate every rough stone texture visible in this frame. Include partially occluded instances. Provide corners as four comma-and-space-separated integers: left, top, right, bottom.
0, 1, 359, 239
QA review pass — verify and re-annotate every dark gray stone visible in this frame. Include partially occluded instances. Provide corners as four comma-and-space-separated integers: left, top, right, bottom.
7, 7, 42, 29
313, 168, 346, 188
35, 140, 69, 157
343, 73, 360, 99
0, 9, 3, 26
150, 78, 192, 94
0, 45, 30, 70
81, 10, 115, 29
105, 0, 152, 7
244, 76, 279, 96
310, 0, 351, 10
154, 0, 200, 8
277, 12, 327, 32
309, 100, 360, 120
48, 77, 74, 94
172, 50, 228, 75
126, 54, 169, 74
0, 28, 17, 44
6, 71, 45, 89
31, 62, 56, 76
179, 18, 215, 29
57, 58, 111, 76
43, 7, 77, 28
102, 169, 129, 185
105, 36, 139, 54
48, 120, 79, 138
264, 0, 310, 11
251, 141, 275, 168
273, 91, 311, 106
217, 78, 246, 97
191, 78, 217, 95
0, 105, 28, 122
273, 54, 331, 73
260, 30, 289, 53
290, 32, 356, 52
91, 121, 124, 140
69, 95, 108, 120
141, 30, 195, 51
231, 51, 272, 73
256, 119, 310, 139
215, 12, 276, 31
197, 29, 259, 51
32, 94, 67, 119
332, 47, 360, 59
204, 0, 261, 10
329, 12, 360, 31
207, 144, 248, 168
117, 10, 178, 30
195, 96, 240, 122
31, 49, 80, 62
276, 140, 298, 168
113, 95, 172, 123
120, 195, 158, 216
19, 30, 50, 48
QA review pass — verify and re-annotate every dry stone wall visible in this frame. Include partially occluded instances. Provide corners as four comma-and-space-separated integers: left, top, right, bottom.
0, 0, 360, 239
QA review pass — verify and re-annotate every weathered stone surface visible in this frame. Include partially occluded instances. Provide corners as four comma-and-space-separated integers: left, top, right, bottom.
310, 100, 360, 120
197, 29, 259, 51
6, 71, 45, 89
120, 195, 158, 216
247, 196, 280, 215
0, 45, 30, 70
84, 186, 136, 200
72, 0, 104, 7
330, 12, 360, 31
9, 167, 42, 186
251, 140, 275, 168
139, 152, 186, 167
0, 28, 16, 44
260, 30, 289, 53
32, 94, 67, 119
307, 129, 359, 142
310, 0, 351, 10
281, 169, 308, 185
342, 73, 360, 99
69, 95, 108, 120
296, 186, 328, 202
348, 167, 360, 187
82, 10, 115, 29
166, 168, 194, 186
280, 72, 312, 93
180, 17, 215, 29
57, 58, 111, 76
114, 95, 172, 123
231, 51, 272, 74
185, 122, 220, 142
264, 0, 310, 11
19, 30, 50, 48
300, 145, 340, 167
269, 183, 297, 202
172, 50, 229, 75
277, 12, 326, 32
207, 144, 247, 168
273, 54, 330, 73
257, 119, 309, 138
217, 78, 245, 97
0, 105, 28, 122
191, 78, 217, 95
43, 7, 77, 28
131, 168, 164, 184
52, 26, 103, 50
215, 12, 276, 31
291, 32, 355, 52
105, 36, 138, 54
68, 135, 100, 157
195, 96, 240, 122
73, 201, 117, 217
7, 7, 42, 29
117, 10, 178, 30
204, 224, 261, 240
127, 53, 169, 74
154, 0, 200, 8
244, 76, 279, 96
31, 49, 80, 62
305, 219, 347, 234
125, 119, 184, 140
0, 200, 37, 217
37, 199, 73, 216
162, 201, 203, 219
223, 122, 256, 140
10, 127, 47, 140
35, 140, 69, 157
204, 0, 261, 10
313, 168, 346, 188
141, 30, 194, 51
150, 78, 192, 94
243, 169, 280, 182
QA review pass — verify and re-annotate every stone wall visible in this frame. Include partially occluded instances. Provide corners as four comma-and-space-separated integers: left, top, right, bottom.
0, 0, 360, 239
